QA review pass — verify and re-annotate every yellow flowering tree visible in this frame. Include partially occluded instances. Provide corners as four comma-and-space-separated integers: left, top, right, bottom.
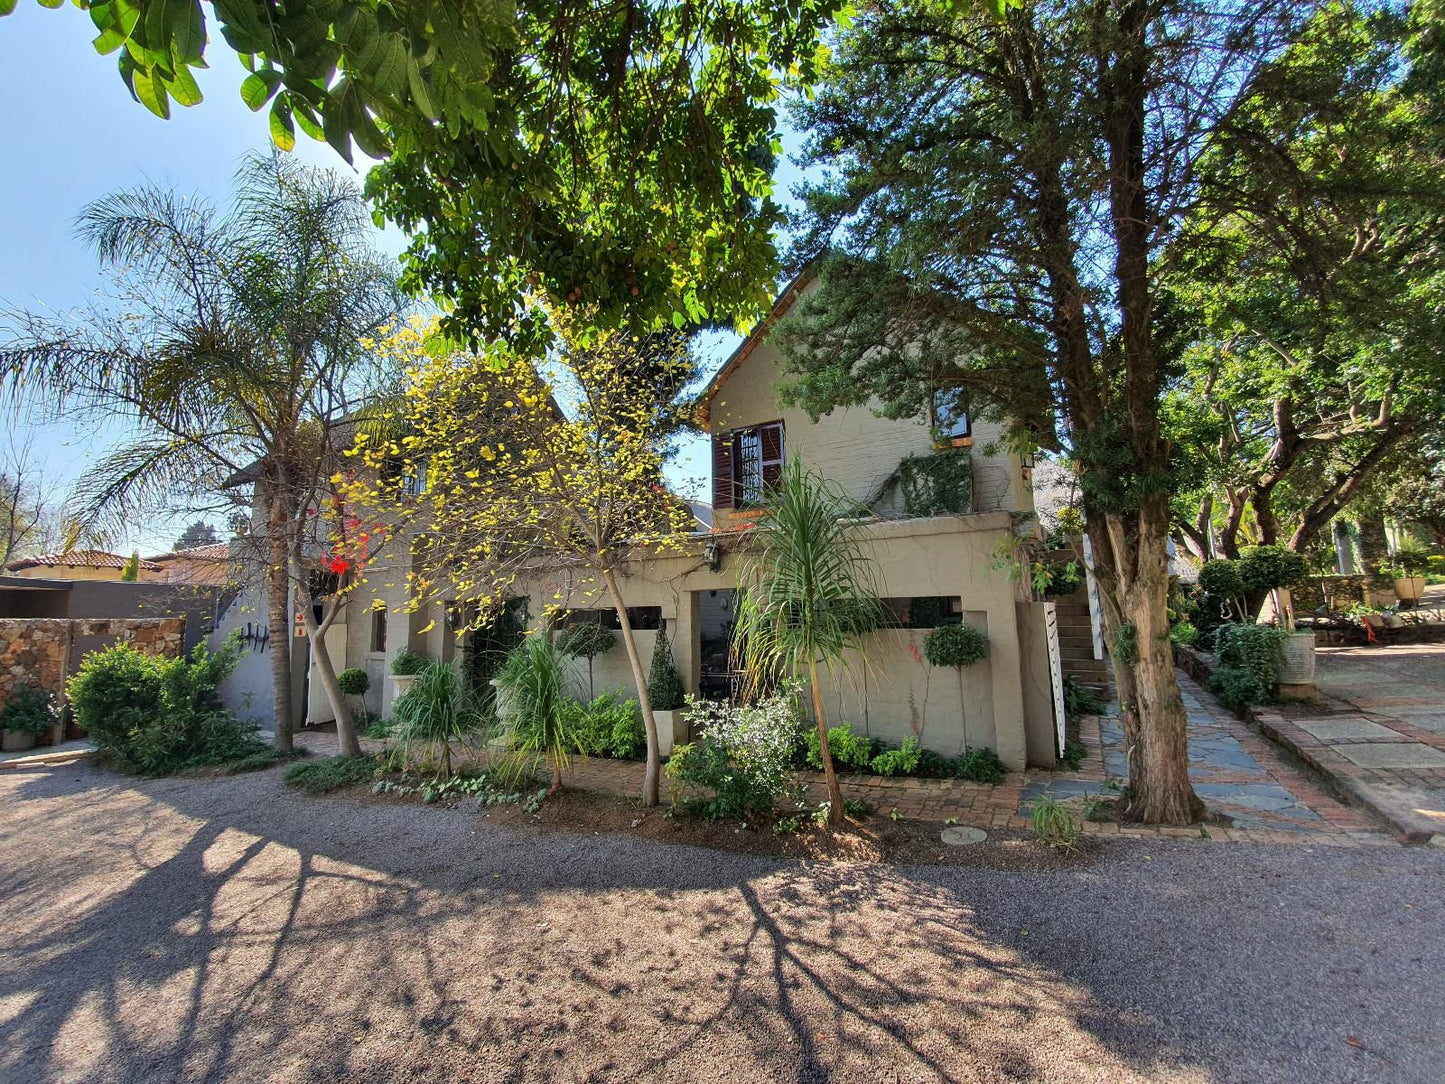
346, 312, 697, 805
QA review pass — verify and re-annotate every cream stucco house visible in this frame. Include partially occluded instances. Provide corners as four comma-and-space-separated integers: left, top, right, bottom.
213, 282, 1067, 770
248, 283, 1065, 772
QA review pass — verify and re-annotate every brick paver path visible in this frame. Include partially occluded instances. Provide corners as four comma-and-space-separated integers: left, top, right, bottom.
1251, 643, 1445, 842
559, 669, 1391, 846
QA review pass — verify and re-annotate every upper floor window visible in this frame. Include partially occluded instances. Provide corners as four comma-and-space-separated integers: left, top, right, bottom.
931, 388, 970, 442
712, 420, 784, 511
403, 456, 430, 497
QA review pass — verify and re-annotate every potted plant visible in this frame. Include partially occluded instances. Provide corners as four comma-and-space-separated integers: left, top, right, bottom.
1239, 545, 1314, 688
1390, 544, 1432, 605
923, 622, 990, 749
646, 630, 686, 755
389, 649, 428, 699
0, 686, 59, 753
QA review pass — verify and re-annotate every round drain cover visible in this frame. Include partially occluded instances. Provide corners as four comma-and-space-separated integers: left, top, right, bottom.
940, 826, 987, 846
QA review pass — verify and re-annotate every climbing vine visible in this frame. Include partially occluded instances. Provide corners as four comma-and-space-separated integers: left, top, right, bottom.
899, 450, 972, 517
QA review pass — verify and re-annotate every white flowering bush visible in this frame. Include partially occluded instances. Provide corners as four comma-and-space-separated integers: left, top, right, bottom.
666, 690, 803, 819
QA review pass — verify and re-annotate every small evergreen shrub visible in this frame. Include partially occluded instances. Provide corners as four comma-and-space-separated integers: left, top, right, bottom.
337, 668, 370, 697
566, 692, 646, 760
390, 649, 428, 676
923, 623, 990, 668
646, 632, 686, 711
68, 636, 257, 774
0, 687, 58, 737
870, 736, 921, 777
558, 621, 616, 661
804, 721, 875, 771
1238, 545, 1310, 593
1062, 676, 1107, 719
955, 747, 1007, 785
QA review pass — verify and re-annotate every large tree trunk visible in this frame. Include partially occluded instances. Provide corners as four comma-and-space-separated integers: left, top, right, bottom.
600, 564, 662, 806
1088, 504, 1205, 826
263, 487, 295, 752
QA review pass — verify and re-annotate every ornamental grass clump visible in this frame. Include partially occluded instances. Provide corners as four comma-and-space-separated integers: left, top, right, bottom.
496, 636, 578, 792
391, 661, 483, 781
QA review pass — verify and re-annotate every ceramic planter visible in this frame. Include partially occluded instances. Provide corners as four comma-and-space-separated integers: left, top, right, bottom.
390, 673, 419, 701
1276, 631, 1316, 686
1394, 576, 1427, 605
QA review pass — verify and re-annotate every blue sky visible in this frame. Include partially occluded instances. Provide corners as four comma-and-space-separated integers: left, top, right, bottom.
1, 7, 778, 553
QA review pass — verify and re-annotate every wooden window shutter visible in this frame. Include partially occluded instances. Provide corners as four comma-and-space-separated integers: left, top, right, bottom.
711, 432, 735, 511
760, 422, 785, 488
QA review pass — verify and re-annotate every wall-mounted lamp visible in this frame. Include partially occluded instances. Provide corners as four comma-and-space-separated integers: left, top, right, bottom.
704, 538, 722, 572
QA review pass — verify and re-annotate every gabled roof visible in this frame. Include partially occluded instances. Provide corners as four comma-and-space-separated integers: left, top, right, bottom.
695, 265, 815, 425
5, 549, 161, 573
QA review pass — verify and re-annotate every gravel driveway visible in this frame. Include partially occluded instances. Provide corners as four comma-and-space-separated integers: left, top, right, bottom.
1, 760, 1440, 1084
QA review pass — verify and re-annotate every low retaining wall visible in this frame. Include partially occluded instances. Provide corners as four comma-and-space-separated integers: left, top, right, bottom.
0, 618, 186, 742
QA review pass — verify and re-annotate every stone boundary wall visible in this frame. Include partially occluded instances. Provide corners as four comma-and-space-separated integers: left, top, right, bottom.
0, 618, 186, 739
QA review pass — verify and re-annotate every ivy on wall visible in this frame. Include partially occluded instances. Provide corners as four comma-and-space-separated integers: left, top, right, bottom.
899, 450, 973, 517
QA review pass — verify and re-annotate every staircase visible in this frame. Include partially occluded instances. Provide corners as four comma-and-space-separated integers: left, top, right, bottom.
1054, 593, 1114, 701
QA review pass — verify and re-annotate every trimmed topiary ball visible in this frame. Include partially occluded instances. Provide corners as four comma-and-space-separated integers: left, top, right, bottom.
923, 623, 990, 668
337, 668, 370, 697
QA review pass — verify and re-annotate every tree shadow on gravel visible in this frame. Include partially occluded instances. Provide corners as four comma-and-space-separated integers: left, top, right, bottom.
2, 759, 1436, 1083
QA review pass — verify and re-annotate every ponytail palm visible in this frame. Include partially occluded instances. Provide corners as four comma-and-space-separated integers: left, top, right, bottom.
0, 152, 404, 755
733, 460, 882, 825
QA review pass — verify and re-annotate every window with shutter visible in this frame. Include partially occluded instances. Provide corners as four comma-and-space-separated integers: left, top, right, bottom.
711, 434, 735, 511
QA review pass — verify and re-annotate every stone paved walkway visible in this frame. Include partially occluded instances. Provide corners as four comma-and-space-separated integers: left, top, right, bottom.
1023, 671, 1386, 844
559, 669, 1391, 846
1252, 643, 1445, 842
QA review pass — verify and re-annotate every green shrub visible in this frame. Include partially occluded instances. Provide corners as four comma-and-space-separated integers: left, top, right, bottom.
336, 668, 370, 696
1057, 740, 1088, 772
566, 692, 646, 759
956, 747, 1007, 785
1169, 620, 1198, 646
390, 649, 428, 676
1209, 622, 1288, 707
1239, 545, 1310, 593
217, 747, 309, 775
1062, 676, 1107, 719
284, 755, 376, 794
870, 736, 921, 777
0, 687, 58, 737
68, 636, 257, 774
1392, 543, 1434, 577
804, 721, 875, 771
668, 693, 801, 820
923, 623, 990, 667
914, 747, 956, 778
557, 620, 616, 661
646, 632, 686, 711
1029, 796, 1080, 851
362, 715, 392, 739
1198, 558, 1244, 599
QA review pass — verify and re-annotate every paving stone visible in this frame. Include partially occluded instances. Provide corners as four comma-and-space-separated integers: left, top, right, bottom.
1336, 743, 1445, 770
1294, 718, 1401, 742
940, 826, 987, 845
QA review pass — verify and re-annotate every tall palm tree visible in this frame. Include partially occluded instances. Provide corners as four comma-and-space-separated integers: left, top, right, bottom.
0, 152, 404, 755
733, 460, 883, 826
